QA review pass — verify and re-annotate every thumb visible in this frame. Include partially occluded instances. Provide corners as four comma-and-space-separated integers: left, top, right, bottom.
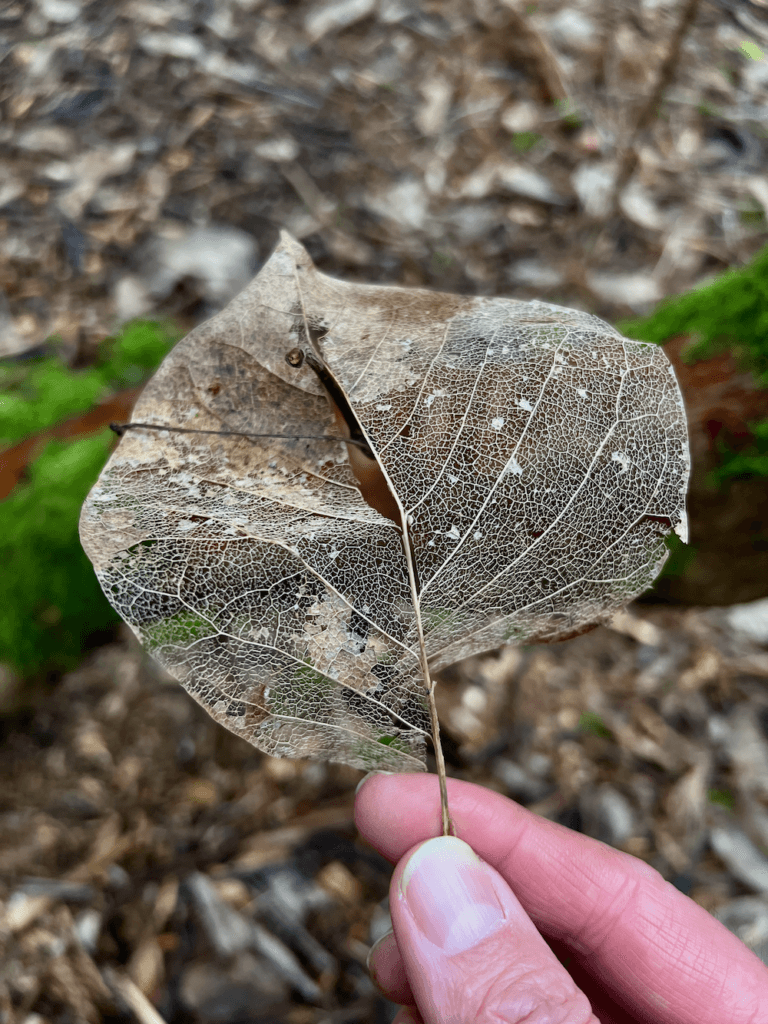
390, 836, 599, 1024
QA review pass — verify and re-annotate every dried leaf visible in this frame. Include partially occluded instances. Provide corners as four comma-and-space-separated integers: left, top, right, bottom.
80, 232, 689, 816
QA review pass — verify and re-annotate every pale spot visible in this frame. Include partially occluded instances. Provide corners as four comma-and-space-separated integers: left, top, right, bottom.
612, 451, 631, 473
576, 388, 588, 399
446, 524, 461, 541
491, 416, 505, 430
474, 531, 483, 541
376, 403, 393, 412
505, 456, 523, 476
518, 398, 533, 412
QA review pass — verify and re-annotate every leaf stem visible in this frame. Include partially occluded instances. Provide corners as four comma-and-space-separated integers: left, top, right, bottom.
291, 253, 451, 830
400, 522, 452, 837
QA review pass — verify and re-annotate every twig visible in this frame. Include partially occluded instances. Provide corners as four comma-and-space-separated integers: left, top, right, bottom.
104, 970, 169, 1024
607, 0, 703, 214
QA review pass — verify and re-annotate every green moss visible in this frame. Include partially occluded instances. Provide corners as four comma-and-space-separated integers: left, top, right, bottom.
290, 659, 336, 704
0, 432, 120, 676
0, 320, 179, 445
145, 611, 217, 649
708, 419, 768, 485
502, 622, 525, 642
0, 360, 104, 443
660, 533, 698, 578
423, 607, 455, 634
377, 734, 410, 753
619, 243, 768, 388
0, 319, 179, 677
431, 250, 453, 271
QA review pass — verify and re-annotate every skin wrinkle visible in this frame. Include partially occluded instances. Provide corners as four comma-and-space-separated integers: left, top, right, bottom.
500, 832, 742, 1018
467, 965, 594, 1024
495, 819, 641, 941
628, 885, 747, 1013
568, 869, 645, 954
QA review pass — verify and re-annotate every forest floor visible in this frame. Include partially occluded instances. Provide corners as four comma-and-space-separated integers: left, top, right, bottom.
2, 603, 768, 1023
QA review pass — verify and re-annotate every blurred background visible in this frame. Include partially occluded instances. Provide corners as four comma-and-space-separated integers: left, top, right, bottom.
1, 0, 768, 1020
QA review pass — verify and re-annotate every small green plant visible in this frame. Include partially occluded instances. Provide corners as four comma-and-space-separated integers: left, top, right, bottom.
0, 320, 179, 678
708, 787, 735, 811
431, 250, 453, 271
578, 711, 614, 740
740, 41, 764, 61
511, 131, 541, 154
740, 206, 766, 227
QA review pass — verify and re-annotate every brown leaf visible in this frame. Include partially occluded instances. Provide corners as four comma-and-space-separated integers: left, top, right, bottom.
80, 232, 689, 793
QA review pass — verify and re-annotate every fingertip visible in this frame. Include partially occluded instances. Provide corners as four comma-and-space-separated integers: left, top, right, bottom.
355, 769, 396, 797
355, 773, 444, 859
388, 834, 597, 1024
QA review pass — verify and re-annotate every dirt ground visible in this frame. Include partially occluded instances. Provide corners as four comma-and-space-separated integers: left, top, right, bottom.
3, 0, 768, 1022
2, 604, 768, 1024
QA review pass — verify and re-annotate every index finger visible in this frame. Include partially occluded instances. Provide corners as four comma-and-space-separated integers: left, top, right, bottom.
355, 773, 768, 1024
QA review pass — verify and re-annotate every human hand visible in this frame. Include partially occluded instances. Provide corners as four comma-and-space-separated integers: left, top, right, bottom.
355, 774, 768, 1024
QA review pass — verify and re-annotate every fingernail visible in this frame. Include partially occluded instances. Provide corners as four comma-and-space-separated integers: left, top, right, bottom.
398, 836, 505, 956
366, 929, 393, 976
355, 770, 394, 795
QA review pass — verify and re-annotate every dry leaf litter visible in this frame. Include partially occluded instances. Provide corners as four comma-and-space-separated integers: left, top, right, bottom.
3, 604, 768, 1023
2, 0, 768, 1021
2, 0, 768, 355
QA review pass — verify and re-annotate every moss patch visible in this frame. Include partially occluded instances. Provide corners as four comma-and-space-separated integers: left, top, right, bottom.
0, 432, 120, 676
0, 320, 179, 445
1, 320, 179, 677
709, 419, 768, 485
619, 243, 768, 388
